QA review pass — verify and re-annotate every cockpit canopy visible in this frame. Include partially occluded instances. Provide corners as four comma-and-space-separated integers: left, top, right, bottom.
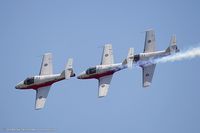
86, 67, 96, 75
24, 77, 34, 85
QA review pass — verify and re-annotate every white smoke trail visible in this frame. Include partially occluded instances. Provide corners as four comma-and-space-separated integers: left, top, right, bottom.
155, 46, 200, 64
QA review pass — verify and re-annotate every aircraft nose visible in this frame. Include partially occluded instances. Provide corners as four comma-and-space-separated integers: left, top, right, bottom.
15, 84, 20, 89
77, 71, 85, 79
15, 81, 23, 89
77, 75, 81, 79
77, 74, 82, 79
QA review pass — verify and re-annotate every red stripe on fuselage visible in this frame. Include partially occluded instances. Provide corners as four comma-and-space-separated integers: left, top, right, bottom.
82, 70, 115, 79
19, 77, 65, 90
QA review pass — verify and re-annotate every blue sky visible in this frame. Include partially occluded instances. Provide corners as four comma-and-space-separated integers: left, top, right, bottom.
1, 0, 200, 133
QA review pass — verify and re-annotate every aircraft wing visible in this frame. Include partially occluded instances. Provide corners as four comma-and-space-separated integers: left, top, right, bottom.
98, 75, 113, 97
100, 44, 114, 65
39, 53, 53, 75
144, 30, 156, 53
35, 86, 51, 110
142, 64, 156, 87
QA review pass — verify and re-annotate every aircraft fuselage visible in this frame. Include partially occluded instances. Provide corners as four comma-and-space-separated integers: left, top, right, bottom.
15, 74, 65, 90
77, 63, 127, 79
134, 50, 168, 60
133, 49, 179, 67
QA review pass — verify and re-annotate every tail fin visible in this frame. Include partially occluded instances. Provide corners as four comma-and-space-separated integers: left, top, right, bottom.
122, 48, 134, 68
61, 58, 75, 80
165, 35, 180, 54
170, 35, 176, 46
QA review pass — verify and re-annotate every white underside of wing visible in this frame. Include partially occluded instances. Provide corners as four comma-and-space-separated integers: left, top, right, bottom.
144, 30, 156, 53
142, 64, 156, 87
98, 75, 113, 97
35, 86, 51, 110
101, 44, 114, 65
39, 53, 53, 75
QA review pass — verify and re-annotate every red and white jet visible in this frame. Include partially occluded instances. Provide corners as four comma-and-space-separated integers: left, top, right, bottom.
133, 29, 180, 87
15, 53, 75, 110
77, 44, 133, 98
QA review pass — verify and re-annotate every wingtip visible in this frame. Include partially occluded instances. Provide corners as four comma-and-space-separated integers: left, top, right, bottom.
104, 43, 112, 47
145, 28, 154, 32
35, 107, 43, 110
98, 96, 105, 98
44, 52, 52, 56
143, 82, 151, 87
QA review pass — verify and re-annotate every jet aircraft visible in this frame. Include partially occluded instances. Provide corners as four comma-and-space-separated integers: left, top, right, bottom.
133, 29, 180, 87
77, 44, 134, 97
15, 53, 75, 110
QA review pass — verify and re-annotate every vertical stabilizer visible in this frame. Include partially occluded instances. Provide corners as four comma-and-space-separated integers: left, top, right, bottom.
122, 48, 134, 68
166, 35, 179, 54
61, 58, 75, 80
170, 35, 176, 46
